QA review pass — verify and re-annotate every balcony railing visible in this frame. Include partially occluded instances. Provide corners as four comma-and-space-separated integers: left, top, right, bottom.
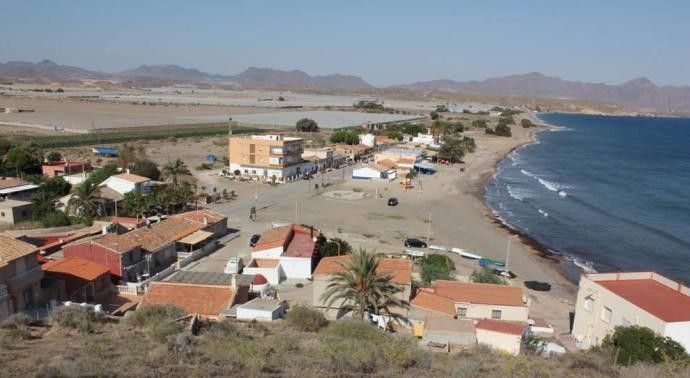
0, 284, 7, 300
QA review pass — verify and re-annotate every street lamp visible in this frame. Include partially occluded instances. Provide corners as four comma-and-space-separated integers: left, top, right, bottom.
324, 240, 342, 256
505, 234, 518, 272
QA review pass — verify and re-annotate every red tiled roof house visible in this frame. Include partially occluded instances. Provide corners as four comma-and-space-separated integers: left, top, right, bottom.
41, 257, 111, 303
243, 224, 320, 284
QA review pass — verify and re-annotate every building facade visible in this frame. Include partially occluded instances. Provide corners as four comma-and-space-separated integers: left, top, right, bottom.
0, 200, 33, 224
572, 272, 690, 352
228, 135, 309, 182
0, 236, 44, 320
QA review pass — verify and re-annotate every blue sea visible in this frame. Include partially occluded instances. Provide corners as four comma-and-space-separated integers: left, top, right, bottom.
485, 113, 690, 282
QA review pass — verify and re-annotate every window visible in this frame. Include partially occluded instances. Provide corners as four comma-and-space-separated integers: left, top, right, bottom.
0, 212, 4, 217
601, 306, 612, 323
456, 307, 467, 318
584, 296, 594, 312
491, 310, 502, 320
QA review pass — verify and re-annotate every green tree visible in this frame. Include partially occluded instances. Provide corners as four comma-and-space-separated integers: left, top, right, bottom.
86, 163, 118, 185
470, 267, 507, 285
420, 254, 455, 285
330, 130, 360, 145
387, 130, 403, 141
162, 159, 191, 189
130, 159, 161, 181
296, 118, 320, 132
430, 111, 439, 120
6, 144, 42, 176
43, 177, 71, 197
122, 190, 150, 218
353, 100, 384, 112
521, 119, 534, 128
0, 138, 13, 156
46, 151, 62, 163
435, 105, 449, 113
402, 123, 427, 135
439, 137, 467, 162
68, 181, 102, 218
495, 124, 512, 137
41, 211, 71, 227
321, 248, 409, 321
472, 119, 488, 128
31, 188, 58, 219
603, 325, 688, 366
321, 237, 353, 257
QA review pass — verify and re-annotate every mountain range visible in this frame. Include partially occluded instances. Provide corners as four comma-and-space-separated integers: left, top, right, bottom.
1, 60, 689, 112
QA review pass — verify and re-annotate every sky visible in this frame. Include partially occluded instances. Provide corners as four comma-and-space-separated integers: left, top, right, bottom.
1, 0, 689, 87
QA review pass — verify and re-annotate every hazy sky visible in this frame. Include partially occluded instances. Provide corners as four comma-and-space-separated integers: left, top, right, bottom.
1, 1, 689, 87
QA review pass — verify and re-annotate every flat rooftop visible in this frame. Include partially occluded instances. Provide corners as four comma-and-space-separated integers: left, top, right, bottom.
230, 111, 425, 129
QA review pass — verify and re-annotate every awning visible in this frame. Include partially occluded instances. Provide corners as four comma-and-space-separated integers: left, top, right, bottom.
0, 184, 39, 195
178, 230, 214, 245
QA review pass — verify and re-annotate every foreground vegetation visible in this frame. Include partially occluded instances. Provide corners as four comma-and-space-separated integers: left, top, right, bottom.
1, 307, 687, 377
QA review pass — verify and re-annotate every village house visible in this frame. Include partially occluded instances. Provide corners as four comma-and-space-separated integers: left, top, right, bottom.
572, 272, 690, 352
374, 148, 422, 173
99, 172, 151, 196
243, 224, 321, 284
235, 298, 286, 322
422, 317, 476, 348
63, 209, 227, 283
42, 160, 91, 184
410, 280, 529, 322
0, 235, 44, 320
141, 280, 249, 320
0, 177, 39, 201
229, 134, 313, 183
0, 199, 33, 224
333, 144, 372, 161
41, 257, 111, 304
475, 319, 526, 356
312, 255, 413, 319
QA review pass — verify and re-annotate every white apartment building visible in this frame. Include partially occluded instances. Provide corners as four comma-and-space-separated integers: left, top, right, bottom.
572, 272, 690, 352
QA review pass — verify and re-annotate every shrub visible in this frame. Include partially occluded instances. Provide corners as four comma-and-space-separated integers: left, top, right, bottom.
296, 118, 319, 132
435, 105, 449, 113
41, 211, 71, 227
125, 304, 186, 342
470, 267, 507, 285
430, 111, 439, 120
494, 124, 512, 137
602, 325, 688, 366
285, 305, 328, 332
321, 237, 353, 257
330, 130, 359, 145
50, 306, 103, 333
295, 283, 304, 288
521, 119, 534, 128
420, 254, 455, 285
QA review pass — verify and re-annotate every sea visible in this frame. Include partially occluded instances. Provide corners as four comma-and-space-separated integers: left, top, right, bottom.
484, 113, 690, 283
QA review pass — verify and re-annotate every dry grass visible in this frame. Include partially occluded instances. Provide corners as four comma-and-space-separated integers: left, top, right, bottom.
1, 307, 688, 377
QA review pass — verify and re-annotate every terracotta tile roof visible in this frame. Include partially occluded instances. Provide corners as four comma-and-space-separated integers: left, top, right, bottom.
0, 177, 30, 190
92, 233, 142, 254
253, 224, 319, 258
141, 282, 235, 316
596, 278, 690, 322
313, 256, 413, 285
411, 290, 456, 316
476, 319, 526, 336
171, 209, 226, 225
428, 280, 525, 307
0, 235, 39, 268
253, 225, 293, 251
111, 173, 150, 183
91, 216, 205, 253
42, 257, 110, 281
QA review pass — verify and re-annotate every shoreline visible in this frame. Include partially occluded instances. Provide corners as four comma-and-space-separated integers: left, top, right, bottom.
470, 116, 581, 285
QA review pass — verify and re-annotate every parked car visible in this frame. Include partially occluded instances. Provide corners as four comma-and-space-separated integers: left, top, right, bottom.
249, 234, 261, 247
524, 281, 551, 291
302, 174, 312, 180
492, 269, 517, 279
224, 257, 243, 274
387, 197, 399, 206
404, 238, 427, 248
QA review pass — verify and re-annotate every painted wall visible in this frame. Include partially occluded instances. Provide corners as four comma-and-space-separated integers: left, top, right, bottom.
664, 322, 690, 353
279, 256, 312, 279
454, 303, 529, 322
476, 329, 522, 355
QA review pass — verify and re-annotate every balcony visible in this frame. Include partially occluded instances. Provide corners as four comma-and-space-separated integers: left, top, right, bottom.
0, 284, 7, 300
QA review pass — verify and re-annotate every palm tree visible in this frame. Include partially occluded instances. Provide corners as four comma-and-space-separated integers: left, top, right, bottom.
162, 159, 191, 189
31, 188, 57, 218
321, 248, 409, 321
68, 181, 101, 218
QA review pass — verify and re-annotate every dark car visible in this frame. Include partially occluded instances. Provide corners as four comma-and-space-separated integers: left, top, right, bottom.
524, 280, 551, 291
387, 197, 399, 206
249, 234, 261, 247
404, 238, 427, 248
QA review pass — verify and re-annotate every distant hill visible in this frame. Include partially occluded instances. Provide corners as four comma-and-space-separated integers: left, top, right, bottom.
118, 64, 229, 83
227, 67, 373, 90
395, 72, 690, 112
0, 59, 101, 79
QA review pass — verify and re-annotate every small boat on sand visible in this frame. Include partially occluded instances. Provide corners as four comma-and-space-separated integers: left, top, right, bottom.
451, 248, 482, 260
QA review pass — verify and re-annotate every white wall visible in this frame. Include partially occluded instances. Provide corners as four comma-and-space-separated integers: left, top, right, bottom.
237, 306, 283, 321
665, 322, 690, 353
243, 264, 282, 285
279, 256, 312, 279
252, 246, 284, 259
352, 167, 381, 179
476, 329, 522, 355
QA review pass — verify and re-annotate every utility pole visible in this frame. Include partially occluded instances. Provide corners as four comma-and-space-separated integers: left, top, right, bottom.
506, 235, 517, 272
426, 210, 432, 254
